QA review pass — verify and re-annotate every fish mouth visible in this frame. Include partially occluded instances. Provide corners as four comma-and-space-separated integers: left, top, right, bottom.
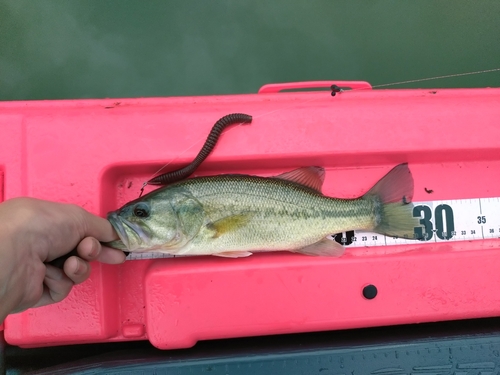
107, 212, 151, 251
107, 212, 131, 250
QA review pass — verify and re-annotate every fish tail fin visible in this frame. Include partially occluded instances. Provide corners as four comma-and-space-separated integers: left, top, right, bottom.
363, 163, 420, 239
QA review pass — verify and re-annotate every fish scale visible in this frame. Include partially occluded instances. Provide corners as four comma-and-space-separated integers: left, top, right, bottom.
182, 177, 374, 253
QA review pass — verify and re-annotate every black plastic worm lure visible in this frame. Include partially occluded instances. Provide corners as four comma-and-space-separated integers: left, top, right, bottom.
147, 113, 252, 186
49, 113, 252, 268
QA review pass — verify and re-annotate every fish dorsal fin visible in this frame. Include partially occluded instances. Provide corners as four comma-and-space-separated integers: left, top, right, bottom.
275, 167, 325, 192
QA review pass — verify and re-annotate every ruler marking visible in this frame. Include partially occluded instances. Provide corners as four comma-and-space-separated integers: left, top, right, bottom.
479, 198, 483, 214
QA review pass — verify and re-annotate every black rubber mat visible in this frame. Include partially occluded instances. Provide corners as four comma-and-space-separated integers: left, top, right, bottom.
3, 317, 499, 375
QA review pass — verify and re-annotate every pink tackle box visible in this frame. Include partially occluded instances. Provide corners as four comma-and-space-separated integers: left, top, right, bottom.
1, 81, 500, 349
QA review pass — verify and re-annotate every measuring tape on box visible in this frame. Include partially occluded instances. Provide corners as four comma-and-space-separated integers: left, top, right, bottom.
337, 197, 500, 248
126, 197, 500, 260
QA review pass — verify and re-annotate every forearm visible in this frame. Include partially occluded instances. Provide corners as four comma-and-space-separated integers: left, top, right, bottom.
0, 240, 20, 322
0, 285, 17, 323
0, 207, 16, 320
0, 214, 29, 322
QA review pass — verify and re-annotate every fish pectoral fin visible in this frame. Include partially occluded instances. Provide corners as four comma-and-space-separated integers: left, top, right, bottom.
274, 166, 325, 193
206, 213, 253, 238
293, 238, 345, 257
213, 251, 253, 258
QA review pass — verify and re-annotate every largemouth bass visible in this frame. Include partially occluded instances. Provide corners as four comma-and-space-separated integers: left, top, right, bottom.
107, 163, 420, 258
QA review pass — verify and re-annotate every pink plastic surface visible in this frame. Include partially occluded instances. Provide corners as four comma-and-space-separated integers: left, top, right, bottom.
1, 84, 500, 349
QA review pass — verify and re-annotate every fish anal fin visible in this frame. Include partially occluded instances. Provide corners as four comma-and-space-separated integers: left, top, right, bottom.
207, 213, 253, 238
275, 167, 325, 193
293, 238, 345, 257
213, 251, 253, 258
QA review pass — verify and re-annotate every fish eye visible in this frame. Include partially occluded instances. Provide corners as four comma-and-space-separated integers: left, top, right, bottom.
133, 202, 150, 218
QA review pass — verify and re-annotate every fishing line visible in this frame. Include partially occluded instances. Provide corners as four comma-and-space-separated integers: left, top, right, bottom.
371, 67, 500, 89
139, 66, 500, 195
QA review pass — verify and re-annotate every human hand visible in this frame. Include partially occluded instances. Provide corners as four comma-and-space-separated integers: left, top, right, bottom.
0, 197, 125, 322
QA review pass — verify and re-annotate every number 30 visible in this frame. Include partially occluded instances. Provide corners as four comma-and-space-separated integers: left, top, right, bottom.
413, 204, 455, 241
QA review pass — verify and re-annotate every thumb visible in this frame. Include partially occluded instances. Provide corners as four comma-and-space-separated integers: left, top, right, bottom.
75, 206, 119, 243
44, 205, 119, 264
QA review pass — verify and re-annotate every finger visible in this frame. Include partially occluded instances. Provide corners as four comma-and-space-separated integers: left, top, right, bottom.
76, 237, 126, 264
63, 256, 91, 285
76, 237, 101, 261
98, 245, 127, 264
32, 265, 74, 308
73, 206, 119, 243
